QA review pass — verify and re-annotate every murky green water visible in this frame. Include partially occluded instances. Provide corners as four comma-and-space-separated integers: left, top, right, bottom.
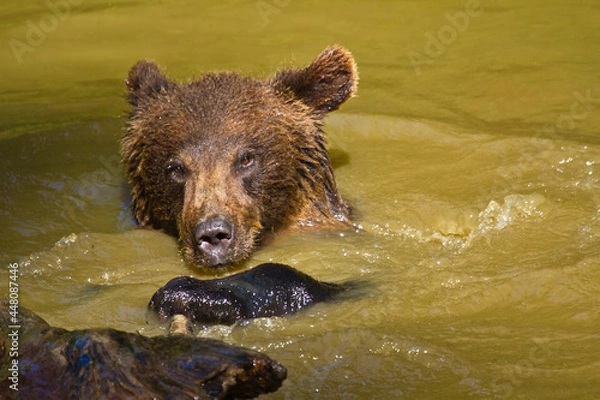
1, 1, 599, 398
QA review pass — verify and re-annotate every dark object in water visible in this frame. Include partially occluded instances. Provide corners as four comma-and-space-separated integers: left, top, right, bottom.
0, 302, 286, 399
149, 263, 348, 325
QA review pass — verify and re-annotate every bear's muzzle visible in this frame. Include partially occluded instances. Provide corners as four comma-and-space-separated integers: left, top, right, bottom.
194, 217, 234, 267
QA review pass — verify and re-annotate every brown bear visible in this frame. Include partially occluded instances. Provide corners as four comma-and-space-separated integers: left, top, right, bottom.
122, 46, 358, 268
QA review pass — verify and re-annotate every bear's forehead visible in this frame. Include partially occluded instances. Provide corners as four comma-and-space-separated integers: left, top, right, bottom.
141, 77, 305, 141
181, 73, 272, 106
150, 74, 286, 127
154, 100, 280, 142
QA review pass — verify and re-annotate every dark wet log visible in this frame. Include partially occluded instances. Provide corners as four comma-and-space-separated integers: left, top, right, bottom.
0, 303, 286, 399
149, 262, 348, 325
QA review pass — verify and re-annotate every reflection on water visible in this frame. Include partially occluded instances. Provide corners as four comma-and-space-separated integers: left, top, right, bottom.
1, 1, 599, 398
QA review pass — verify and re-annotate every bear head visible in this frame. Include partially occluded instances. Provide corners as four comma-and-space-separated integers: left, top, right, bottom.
122, 46, 357, 268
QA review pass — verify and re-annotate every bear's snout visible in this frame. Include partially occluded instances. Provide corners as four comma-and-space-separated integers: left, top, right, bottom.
194, 218, 234, 266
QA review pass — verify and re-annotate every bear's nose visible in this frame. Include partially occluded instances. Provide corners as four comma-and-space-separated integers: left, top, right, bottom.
194, 218, 234, 263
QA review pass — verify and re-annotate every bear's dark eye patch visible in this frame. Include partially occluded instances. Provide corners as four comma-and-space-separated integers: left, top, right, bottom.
166, 160, 188, 183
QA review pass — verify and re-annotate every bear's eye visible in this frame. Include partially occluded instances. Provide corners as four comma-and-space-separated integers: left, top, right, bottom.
236, 152, 255, 170
166, 161, 187, 183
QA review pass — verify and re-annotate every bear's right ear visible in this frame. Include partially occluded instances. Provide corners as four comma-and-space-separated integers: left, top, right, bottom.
126, 60, 172, 106
271, 46, 358, 115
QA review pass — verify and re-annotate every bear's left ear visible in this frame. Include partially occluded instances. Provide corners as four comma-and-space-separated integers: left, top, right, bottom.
271, 46, 358, 114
